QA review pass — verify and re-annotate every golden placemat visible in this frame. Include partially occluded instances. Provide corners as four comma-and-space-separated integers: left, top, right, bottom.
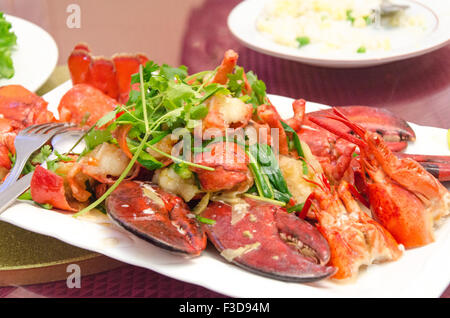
0, 66, 125, 287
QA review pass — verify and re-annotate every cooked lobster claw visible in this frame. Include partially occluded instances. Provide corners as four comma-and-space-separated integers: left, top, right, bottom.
305, 106, 416, 152
68, 43, 149, 104
202, 199, 336, 282
58, 84, 118, 127
106, 181, 207, 256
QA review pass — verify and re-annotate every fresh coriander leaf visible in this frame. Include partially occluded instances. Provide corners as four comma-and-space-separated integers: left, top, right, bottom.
31, 145, 52, 165
54, 150, 74, 162
246, 71, 267, 107
227, 66, 245, 97
46, 159, 58, 172
96, 109, 118, 127
164, 81, 196, 109
148, 131, 170, 145
160, 64, 188, 80
83, 129, 112, 153
18, 189, 32, 201
127, 89, 140, 105
137, 151, 164, 170
190, 104, 209, 120
131, 60, 159, 84
149, 74, 169, 92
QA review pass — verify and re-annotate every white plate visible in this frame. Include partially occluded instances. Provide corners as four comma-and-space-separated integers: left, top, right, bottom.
1, 81, 449, 298
228, 0, 450, 68
0, 15, 58, 91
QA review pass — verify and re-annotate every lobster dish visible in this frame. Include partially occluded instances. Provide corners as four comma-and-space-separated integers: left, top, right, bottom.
0, 44, 448, 289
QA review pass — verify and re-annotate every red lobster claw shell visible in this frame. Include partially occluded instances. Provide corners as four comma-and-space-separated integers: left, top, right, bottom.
68, 43, 148, 104
106, 181, 207, 256
202, 199, 336, 282
58, 84, 118, 127
306, 106, 416, 152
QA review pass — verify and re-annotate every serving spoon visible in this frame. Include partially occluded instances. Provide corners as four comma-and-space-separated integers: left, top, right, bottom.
374, 0, 410, 28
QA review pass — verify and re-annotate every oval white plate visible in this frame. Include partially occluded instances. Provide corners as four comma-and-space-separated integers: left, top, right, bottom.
0, 15, 58, 92
228, 0, 450, 68
1, 81, 449, 297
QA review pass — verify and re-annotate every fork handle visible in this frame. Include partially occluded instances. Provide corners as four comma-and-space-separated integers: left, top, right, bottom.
0, 172, 33, 215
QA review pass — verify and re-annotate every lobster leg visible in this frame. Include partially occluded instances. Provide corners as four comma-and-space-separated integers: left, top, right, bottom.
309, 111, 450, 182
394, 153, 450, 182
310, 108, 449, 248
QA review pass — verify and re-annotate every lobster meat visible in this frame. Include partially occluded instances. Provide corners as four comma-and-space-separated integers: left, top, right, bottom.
192, 141, 253, 192
58, 84, 118, 127
301, 178, 402, 280
309, 108, 450, 249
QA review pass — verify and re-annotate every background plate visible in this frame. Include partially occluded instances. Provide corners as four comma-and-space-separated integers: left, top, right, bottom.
0, 81, 449, 298
0, 15, 58, 92
228, 0, 450, 68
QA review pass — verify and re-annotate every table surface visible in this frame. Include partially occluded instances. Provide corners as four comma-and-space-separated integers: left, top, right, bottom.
0, 0, 449, 298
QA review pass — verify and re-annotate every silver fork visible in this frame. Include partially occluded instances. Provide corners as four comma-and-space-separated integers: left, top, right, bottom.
0, 128, 85, 215
0, 123, 73, 193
